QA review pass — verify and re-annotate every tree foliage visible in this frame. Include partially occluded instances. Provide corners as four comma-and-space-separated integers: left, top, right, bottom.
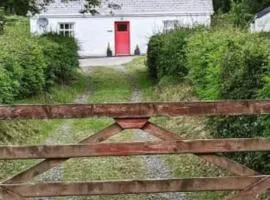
214, 0, 270, 28
213, 0, 231, 13
0, 0, 103, 15
214, 0, 270, 14
0, 7, 5, 34
0, 20, 79, 103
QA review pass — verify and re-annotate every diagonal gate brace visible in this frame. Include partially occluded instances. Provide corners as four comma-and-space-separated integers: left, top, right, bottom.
228, 176, 270, 200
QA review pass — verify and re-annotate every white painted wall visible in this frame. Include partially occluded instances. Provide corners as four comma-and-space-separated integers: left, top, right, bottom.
251, 13, 270, 32
31, 14, 211, 57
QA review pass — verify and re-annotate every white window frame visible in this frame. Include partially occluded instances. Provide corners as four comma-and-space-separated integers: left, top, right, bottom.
58, 23, 75, 37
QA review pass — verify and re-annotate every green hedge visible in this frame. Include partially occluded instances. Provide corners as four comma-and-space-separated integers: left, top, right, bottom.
147, 28, 270, 174
0, 8, 5, 34
147, 34, 164, 81
0, 21, 79, 103
186, 30, 270, 173
40, 33, 79, 87
147, 29, 191, 81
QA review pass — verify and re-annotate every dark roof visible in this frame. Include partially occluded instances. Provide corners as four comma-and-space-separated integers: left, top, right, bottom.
256, 6, 270, 19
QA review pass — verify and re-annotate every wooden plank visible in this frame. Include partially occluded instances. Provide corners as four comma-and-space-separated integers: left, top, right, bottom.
1, 139, 270, 160
0, 187, 24, 200
228, 177, 270, 200
1, 101, 270, 120
1, 176, 269, 197
3, 124, 122, 184
143, 123, 258, 176
115, 118, 149, 129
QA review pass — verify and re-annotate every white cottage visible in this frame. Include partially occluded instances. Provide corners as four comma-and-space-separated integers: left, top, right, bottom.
251, 7, 270, 32
31, 0, 214, 57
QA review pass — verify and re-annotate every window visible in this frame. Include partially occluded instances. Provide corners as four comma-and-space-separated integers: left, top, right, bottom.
117, 24, 128, 32
163, 20, 180, 32
59, 23, 74, 37
61, 0, 78, 2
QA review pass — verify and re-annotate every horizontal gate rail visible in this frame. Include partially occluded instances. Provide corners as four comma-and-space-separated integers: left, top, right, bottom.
1, 176, 270, 197
1, 139, 270, 160
1, 100, 270, 119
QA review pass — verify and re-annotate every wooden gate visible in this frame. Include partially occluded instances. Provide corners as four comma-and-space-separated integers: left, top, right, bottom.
0, 101, 270, 200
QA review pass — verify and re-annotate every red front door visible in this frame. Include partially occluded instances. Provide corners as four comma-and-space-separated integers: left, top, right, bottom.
115, 22, 130, 56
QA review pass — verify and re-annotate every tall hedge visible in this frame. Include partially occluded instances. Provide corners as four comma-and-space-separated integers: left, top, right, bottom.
0, 8, 5, 34
0, 20, 79, 104
147, 28, 270, 174
40, 33, 79, 87
0, 22, 46, 100
147, 29, 191, 81
147, 34, 164, 81
186, 30, 270, 174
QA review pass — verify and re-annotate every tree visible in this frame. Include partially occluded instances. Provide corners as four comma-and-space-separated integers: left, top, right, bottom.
0, 0, 104, 16
213, 0, 270, 14
213, 0, 231, 13
229, 0, 270, 28
243, 0, 270, 14
0, 7, 5, 34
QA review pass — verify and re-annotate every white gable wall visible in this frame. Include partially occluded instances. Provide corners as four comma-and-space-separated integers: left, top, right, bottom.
31, 14, 211, 57
251, 13, 270, 32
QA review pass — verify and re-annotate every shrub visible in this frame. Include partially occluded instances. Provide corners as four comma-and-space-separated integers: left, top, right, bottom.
0, 68, 20, 103
0, 32, 46, 100
18, 40, 46, 97
0, 8, 5, 34
187, 30, 244, 99
148, 28, 270, 173
147, 34, 164, 81
186, 29, 270, 173
40, 33, 79, 86
147, 29, 191, 81
0, 21, 79, 104
156, 29, 191, 80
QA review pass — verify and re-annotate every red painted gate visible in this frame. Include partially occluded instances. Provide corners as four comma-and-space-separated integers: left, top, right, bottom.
115, 22, 130, 56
